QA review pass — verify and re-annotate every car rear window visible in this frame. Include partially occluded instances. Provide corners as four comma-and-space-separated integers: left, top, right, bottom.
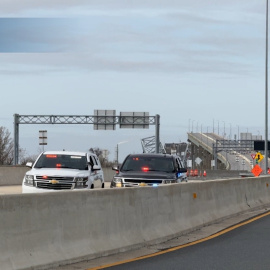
34, 154, 88, 170
121, 156, 175, 172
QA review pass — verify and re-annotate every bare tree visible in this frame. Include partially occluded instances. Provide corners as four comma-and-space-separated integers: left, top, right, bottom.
19, 148, 38, 165
89, 147, 111, 167
0, 126, 13, 165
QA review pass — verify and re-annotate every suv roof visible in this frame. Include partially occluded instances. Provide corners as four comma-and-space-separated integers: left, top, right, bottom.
42, 151, 90, 156
125, 153, 177, 159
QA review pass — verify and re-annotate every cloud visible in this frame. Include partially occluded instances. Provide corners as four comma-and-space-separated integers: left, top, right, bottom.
0, 1, 265, 77
0, 0, 264, 17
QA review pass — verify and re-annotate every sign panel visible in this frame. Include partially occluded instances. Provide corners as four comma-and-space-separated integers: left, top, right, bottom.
119, 112, 149, 129
39, 130, 47, 145
251, 164, 263, 177
195, 157, 202, 165
255, 152, 264, 163
94, 110, 116, 130
254, 140, 270, 151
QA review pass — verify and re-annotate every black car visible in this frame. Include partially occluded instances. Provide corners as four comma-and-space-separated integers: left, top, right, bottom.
110, 153, 188, 188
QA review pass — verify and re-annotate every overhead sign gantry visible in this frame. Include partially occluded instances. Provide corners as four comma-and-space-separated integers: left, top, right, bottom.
13, 111, 160, 164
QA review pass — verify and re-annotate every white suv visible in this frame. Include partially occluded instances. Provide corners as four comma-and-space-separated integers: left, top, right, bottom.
22, 151, 105, 193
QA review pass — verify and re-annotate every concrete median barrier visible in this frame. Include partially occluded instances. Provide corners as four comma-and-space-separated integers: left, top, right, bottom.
0, 166, 29, 186
1, 176, 270, 270
0, 166, 115, 186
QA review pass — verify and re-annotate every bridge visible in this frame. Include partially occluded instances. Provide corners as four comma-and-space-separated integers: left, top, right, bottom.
187, 132, 264, 172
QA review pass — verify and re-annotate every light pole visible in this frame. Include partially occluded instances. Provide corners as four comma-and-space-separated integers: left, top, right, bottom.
222, 121, 226, 139
265, 0, 269, 174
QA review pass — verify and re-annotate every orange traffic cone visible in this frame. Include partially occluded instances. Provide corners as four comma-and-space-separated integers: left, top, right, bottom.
194, 169, 198, 177
190, 170, 194, 177
203, 170, 207, 177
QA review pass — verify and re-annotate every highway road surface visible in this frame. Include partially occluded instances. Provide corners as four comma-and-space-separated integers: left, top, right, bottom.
87, 210, 270, 270
45, 208, 270, 270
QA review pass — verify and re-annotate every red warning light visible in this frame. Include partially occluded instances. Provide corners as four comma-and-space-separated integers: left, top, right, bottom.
56, 164, 62, 168
142, 167, 149, 172
42, 175, 48, 179
46, 155, 57, 158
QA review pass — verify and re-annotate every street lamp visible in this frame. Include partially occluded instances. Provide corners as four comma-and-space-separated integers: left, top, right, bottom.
265, 0, 269, 174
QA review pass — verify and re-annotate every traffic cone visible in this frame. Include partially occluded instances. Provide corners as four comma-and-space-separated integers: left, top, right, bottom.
194, 169, 198, 177
203, 170, 207, 177
190, 170, 194, 177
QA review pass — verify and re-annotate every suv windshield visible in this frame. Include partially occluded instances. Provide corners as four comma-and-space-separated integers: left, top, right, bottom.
34, 154, 88, 170
121, 156, 175, 173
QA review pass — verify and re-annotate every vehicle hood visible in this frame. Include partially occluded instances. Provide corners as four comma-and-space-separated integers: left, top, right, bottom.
117, 171, 175, 180
27, 168, 88, 177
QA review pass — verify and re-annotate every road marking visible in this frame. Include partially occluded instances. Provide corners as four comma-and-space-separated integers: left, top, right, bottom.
87, 210, 270, 270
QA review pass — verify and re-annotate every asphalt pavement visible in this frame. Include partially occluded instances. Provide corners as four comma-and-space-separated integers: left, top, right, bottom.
102, 211, 270, 270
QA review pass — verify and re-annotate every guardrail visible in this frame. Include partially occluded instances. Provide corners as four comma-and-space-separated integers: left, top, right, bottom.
1, 176, 270, 270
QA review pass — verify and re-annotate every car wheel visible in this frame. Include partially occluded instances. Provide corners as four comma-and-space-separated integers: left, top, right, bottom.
102, 183, 105, 188
90, 184, 94, 189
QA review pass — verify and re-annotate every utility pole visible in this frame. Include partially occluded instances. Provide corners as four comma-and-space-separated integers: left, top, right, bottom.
265, 0, 269, 174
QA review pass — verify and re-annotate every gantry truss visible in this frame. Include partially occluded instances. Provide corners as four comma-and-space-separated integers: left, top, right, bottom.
13, 113, 160, 164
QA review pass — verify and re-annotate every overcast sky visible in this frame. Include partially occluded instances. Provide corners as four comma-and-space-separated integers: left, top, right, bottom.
0, 0, 267, 162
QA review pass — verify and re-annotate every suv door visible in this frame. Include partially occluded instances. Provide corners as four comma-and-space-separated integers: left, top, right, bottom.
176, 157, 187, 182
89, 155, 103, 188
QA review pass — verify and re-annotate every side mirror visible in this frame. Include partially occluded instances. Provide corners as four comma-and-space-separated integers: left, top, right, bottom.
178, 168, 187, 173
92, 165, 100, 171
112, 165, 119, 171
26, 162, 33, 168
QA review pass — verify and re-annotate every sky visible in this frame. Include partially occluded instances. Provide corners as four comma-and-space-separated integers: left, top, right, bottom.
0, 0, 268, 162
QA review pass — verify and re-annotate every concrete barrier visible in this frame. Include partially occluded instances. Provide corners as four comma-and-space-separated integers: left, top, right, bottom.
0, 166, 29, 186
1, 176, 270, 270
0, 165, 251, 186
0, 167, 115, 186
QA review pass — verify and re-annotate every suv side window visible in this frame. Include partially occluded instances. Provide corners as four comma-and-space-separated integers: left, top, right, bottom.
176, 158, 183, 171
90, 155, 101, 168
94, 156, 101, 167
89, 156, 95, 168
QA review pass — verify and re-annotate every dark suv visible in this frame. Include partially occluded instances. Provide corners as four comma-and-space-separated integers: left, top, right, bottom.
110, 153, 187, 188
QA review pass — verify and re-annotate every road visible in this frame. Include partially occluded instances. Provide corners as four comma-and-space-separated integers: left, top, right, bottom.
91, 211, 270, 270
189, 132, 255, 171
